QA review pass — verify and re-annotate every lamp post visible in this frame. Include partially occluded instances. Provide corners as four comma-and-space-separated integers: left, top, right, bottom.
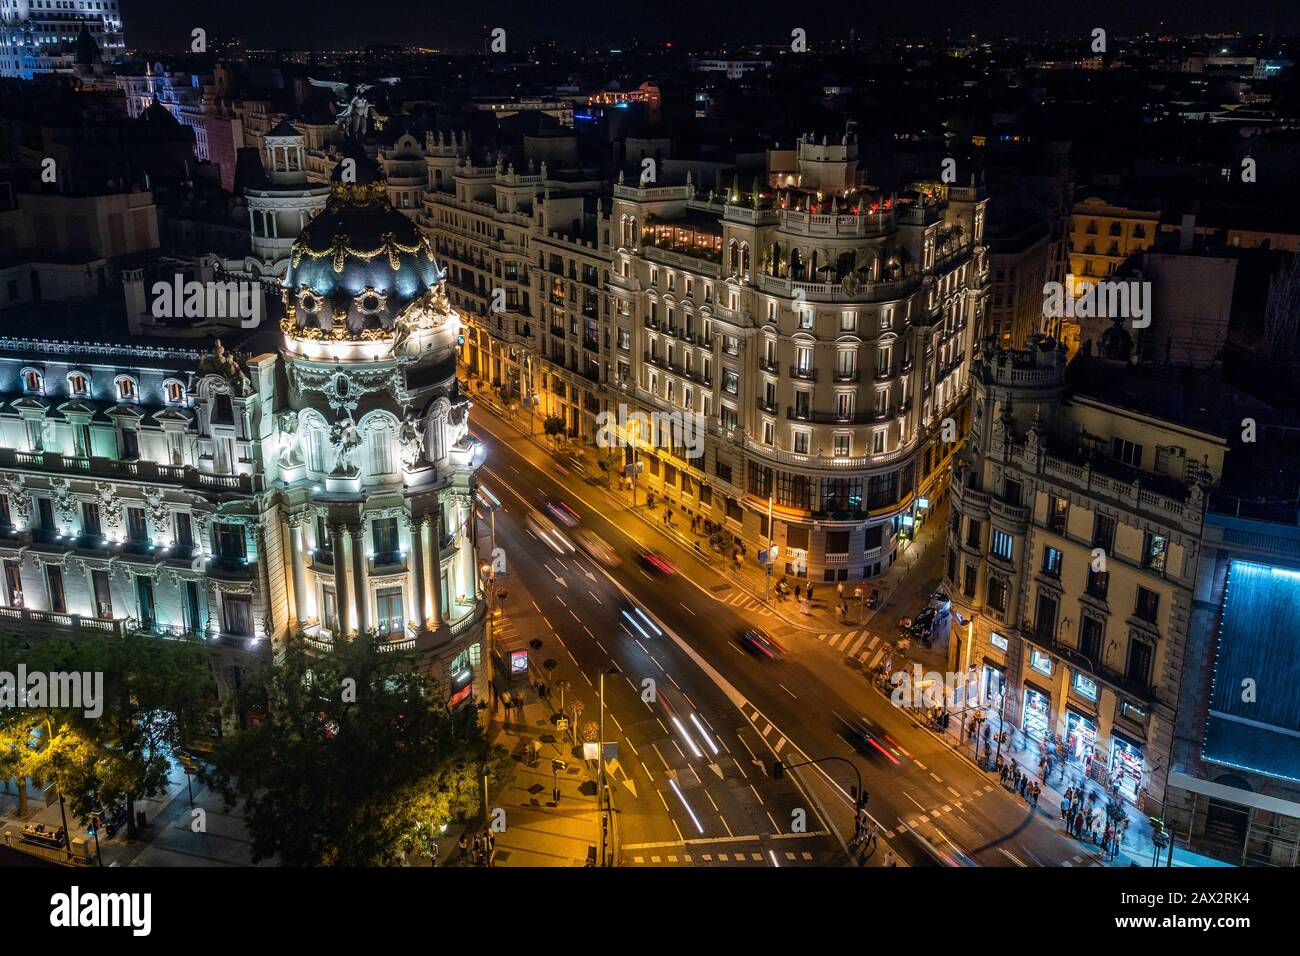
598, 666, 619, 867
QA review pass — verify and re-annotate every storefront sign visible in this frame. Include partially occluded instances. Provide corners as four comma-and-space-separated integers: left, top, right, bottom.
1073, 672, 1099, 701
990, 632, 1009, 651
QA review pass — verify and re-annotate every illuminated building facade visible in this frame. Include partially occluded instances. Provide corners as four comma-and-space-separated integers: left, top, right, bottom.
0, 0, 124, 79
945, 331, 1222, 815
0, 151, 488, 727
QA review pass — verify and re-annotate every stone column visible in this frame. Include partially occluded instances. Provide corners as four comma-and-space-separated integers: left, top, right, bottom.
288, 513, 308, 626
331, 522, 349, 637
349, 524, 369, 634
428, 507, 444, 628
409, 514, 428, 631
456, 495, 476, 607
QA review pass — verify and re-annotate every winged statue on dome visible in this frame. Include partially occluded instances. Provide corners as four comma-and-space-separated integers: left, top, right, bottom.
309, 77, 400, 138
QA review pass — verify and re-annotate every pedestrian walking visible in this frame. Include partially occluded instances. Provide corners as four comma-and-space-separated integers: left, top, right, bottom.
884, 851, 896, 867
457, 834, 469, 863
867, 822, 879, 852
807, 584, 815, 602
794, 583, 802, 602
837, 581, 845, 600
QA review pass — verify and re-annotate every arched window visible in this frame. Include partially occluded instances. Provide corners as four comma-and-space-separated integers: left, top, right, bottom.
115, 376, 138, 402
22, 369, 43, 393
164, 380, 185, 405
67, 371, 89, 397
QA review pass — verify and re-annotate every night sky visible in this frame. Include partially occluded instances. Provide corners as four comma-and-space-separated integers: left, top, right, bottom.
119, 0, 1300, 53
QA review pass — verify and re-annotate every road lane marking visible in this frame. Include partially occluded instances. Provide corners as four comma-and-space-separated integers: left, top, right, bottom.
947, 786, 962, 799
778, 683, 797, 700
679, 602, 695, 615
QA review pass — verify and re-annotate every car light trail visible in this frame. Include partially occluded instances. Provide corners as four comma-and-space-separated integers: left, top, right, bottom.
621, 610, 652, 640
671, 717, 704, 759
768, 850, 780, 867
668, 778, 705, 834
689, 713, 719, 756
631, 605, 661, 636
866, 735, 901, 765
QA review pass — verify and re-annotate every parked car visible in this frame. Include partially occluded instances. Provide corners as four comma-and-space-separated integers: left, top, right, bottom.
910, 606, 937, 640
927, 588, 952, 617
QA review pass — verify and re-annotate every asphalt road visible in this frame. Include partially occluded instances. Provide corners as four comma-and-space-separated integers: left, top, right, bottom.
472, 407, 1105, 869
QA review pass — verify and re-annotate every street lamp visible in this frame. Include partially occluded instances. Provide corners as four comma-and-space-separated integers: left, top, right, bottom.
598, 666, 619, 867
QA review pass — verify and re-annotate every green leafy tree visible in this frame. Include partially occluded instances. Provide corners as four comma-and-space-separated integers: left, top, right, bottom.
542, 415, 565, 445
0, 631, 212, 830
204, 638, 500, 866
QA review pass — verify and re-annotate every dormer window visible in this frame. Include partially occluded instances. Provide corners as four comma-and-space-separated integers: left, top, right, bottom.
22, 369, 43, 394
165, 380, 185, 405
68, 372, 89, 397
115, 376, 138, 402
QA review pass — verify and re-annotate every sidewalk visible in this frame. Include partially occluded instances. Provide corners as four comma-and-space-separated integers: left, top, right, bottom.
435, 531, 604, 868
870, 668, 1219, 867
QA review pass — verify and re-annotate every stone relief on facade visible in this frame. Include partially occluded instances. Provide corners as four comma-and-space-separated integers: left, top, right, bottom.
329, 415, 362, 474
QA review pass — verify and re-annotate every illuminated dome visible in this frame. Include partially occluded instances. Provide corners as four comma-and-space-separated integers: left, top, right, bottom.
282, 147, 443, 339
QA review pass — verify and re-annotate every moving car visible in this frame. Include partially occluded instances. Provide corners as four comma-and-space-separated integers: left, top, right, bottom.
544, 500, 581, 527
575, 529, 620, 567
740, 628, 785, 660
525, 510, 576, 555
639, 550, 677, 575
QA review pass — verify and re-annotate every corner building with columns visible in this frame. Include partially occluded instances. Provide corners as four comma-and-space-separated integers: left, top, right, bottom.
0, 150, 488, 729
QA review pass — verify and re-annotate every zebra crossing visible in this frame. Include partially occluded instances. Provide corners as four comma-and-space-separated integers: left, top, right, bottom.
816, 628, 887, 667
718, 589, 776, 617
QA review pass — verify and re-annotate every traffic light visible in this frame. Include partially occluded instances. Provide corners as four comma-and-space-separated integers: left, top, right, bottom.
771, 761, 784, 780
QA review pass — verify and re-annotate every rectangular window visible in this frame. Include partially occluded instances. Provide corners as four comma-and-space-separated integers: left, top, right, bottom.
1079, 616, 1103, 661
376, 587, 404, 637
4, 560, 23, 607
126, 506, 148, 543
965, 518, 982, 549
1034, 591, 1057, 639
990, 529, 1014, 561
1111, 437, 1142, 468
1041, 546, 1062, 577
175, 512, 194, 550
1029, 649, 1053, 676
92, 569, 113, 619
1092, 513, 1116, 552
46, 565, 66, 614
1142, 532, 1167, 573
1086, 567, 1109, 600
222, 594, 253, 636
833, 435, 851, 457
986, 576, 1008, 613
963, 563, 978, 598
217, 523, 246, 562
136, 575, 156, 629
372, 516, 400, 563
82, 501, 102, 539
322, 587, 338, 632
722, 369, 739, 395
1134, 586, 1160, 622
1126, 638, 1153, 687
1047, 496, 1068, 534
